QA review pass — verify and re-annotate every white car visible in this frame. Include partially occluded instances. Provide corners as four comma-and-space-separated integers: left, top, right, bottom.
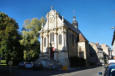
108, 60, 115, 65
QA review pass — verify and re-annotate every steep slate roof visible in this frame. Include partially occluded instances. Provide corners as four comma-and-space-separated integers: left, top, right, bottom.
112, 31, 115, 45
59, 14, 88, 42
58, 14, 78, 33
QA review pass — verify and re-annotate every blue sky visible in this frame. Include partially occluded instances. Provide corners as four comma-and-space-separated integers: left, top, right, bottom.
0, 0, 115, 47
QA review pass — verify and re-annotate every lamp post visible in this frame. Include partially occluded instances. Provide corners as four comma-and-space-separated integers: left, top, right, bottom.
112, 27, 115, 30
111, 26, 115, 59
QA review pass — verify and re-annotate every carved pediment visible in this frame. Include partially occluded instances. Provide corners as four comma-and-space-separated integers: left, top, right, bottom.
49, 14, 55, 23
43, 9, 64, 31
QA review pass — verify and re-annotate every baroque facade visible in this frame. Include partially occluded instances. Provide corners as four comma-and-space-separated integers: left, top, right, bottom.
40, 8, 90, 66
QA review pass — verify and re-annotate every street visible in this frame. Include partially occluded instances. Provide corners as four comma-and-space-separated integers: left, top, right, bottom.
0, 66, 105, 76
10, 66, 104, 76
52, 67, 105, 76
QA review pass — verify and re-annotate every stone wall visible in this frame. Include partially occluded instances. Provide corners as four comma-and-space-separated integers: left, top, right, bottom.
54, 51, 69, 66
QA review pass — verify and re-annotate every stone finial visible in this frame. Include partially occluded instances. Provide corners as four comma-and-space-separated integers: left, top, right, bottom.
51, 6, 53, 10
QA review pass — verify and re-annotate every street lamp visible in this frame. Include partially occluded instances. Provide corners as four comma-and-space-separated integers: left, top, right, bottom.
112, 27, 115, 30
111, 26, 115, 59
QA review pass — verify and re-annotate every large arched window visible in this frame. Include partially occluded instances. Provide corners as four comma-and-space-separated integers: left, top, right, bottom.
44, 37, 46, 47
50, 32, 54, 42
59, 34, 62, 44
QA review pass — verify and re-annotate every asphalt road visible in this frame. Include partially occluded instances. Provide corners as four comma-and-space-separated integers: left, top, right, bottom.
0, 66, 105, 76
53, 67, 105, 76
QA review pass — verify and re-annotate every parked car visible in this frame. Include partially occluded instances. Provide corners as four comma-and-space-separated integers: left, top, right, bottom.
18, 61, 25, 68
108, 60, 115, 65
98, 64, 115, 76
24, 62, 33, 69
18, 61, 34, 69
33, 62, 43, 70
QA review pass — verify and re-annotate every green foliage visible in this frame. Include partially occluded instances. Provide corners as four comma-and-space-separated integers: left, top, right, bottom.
0, 12, 23, 65
20, 17, 45, 61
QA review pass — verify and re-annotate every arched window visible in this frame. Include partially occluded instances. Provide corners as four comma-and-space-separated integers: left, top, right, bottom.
50, 32, 54, 42
59, 34, 62, 44
44, 37, 46, 47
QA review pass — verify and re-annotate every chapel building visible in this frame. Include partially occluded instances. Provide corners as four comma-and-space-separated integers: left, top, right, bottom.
40, 8, 89, 66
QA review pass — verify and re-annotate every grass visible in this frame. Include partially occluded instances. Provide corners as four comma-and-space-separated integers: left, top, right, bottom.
0, 64, 7, 66
0, 60, 7, 66
0, 60, 6, 64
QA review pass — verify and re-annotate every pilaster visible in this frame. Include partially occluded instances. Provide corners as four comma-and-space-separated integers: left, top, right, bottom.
40, 33, 43, 53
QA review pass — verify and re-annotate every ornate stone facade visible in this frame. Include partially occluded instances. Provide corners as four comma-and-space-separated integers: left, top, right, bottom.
40, 9, 79, 66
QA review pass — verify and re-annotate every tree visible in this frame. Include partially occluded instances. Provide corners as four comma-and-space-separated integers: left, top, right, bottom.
20, 17, 45, 61
0, 12, 23, 65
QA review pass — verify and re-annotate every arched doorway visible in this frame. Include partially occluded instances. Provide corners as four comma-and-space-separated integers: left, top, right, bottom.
49, 43, 55, 60
50, 47, 55, 60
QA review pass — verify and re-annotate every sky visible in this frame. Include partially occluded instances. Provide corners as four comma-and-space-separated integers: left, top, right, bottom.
0, 0, 115, 47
